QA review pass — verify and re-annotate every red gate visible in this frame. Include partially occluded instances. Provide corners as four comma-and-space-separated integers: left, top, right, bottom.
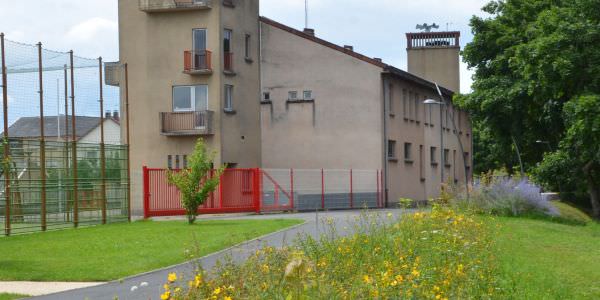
143, 167, 261, 218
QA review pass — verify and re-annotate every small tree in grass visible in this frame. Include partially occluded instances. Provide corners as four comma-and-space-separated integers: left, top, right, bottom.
167, 139, 224, 224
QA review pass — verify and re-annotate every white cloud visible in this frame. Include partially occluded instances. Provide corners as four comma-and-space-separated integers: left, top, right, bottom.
66, 17, 117, 42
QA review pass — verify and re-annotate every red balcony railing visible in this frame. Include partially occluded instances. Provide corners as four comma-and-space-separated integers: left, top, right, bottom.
184, 50, 212, 74
160, 111, 214, 136
224, 52, 234, 72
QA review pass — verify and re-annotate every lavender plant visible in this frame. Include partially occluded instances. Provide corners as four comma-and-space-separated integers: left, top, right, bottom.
456, 177, 559, 217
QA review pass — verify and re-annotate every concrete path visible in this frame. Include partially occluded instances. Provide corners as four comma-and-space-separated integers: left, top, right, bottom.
28, 208, 407, 300
0, 282, 103, 297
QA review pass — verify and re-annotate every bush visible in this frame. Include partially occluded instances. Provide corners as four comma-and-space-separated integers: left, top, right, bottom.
454, 177, 559, 218
160, 207, 502, 299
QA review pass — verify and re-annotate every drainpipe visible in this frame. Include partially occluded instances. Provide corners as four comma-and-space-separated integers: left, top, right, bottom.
382, 75, 389, 208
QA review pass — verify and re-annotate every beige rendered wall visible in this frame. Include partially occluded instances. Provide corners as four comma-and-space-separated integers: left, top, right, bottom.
407, 47, 460, 93
385, 75, 472, 204
118, 0, 261, 215
260, 22, 384, 170
220, 0, 261, 168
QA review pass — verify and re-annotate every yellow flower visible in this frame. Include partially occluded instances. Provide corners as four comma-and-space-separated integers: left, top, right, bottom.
160, 291, 170, 300
363, 275, 372, 284
411, 268, 420, 277
167, 272, 177, 282
213, 287, 222, 295
163, 284, 170, 291
224, 297, 233, 300
194, 275, 203, 288
395, 274, 404, 282
435, 295, 441, 299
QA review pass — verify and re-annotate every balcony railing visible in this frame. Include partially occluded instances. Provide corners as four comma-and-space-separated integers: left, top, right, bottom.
139, 0, 212, 12
224, 52, 234, 73
160, 111, 214, 136
184, 50, 212, 75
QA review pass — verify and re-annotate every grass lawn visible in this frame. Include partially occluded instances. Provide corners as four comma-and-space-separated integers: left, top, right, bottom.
0, 294, 28, 300
493, 216, 600, 299
0, 218, 303, 282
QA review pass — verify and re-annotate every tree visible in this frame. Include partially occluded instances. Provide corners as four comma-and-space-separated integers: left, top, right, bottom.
535, 95, 600, 218
167, 139, 224, 224
459, 0, 600, 214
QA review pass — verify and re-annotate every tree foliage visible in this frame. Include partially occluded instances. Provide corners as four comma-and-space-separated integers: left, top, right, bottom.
167, 139, 224, 224
459, 0, 600, 216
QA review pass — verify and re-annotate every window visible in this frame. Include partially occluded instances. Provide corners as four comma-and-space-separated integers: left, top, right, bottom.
173, 85, 208, 112
402, 89, 408, 119
222, 0, 234, 7
419, 145, 425, 181
388, 140, 397, 160
404, 142, 412, 161
288, 91, 298, 100
244, 34, 251, 59
430, 147, 437, 165
224, 84, 234, 111
414, 93, 420, 122
224, 29, 233, 71
175, 155, 180, 169
408, 91, 414, 121
168, 155, 173, 169
183, 155, 188, 169
224, 29, 232, 53
453, 150, 457, 182
444, 149, 450, 167
303, 90, 313, 100
263, 92, 271, 101
428, 101, 433, 126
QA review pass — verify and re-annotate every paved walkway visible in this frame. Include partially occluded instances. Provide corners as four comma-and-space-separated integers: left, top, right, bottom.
26, 209, 406, 300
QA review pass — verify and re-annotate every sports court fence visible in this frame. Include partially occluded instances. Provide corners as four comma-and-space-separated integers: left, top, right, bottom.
0, 34, 130, 235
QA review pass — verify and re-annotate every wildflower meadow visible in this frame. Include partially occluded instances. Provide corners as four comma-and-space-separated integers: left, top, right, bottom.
161, 206, 501, 299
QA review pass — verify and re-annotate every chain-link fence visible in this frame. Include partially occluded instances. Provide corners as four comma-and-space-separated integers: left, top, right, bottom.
0, 34, 130, 235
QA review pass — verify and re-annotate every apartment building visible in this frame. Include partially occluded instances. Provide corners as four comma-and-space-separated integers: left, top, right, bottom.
260, 19, 471, 205
117, 0, 472, 213
118, 0, 262, 214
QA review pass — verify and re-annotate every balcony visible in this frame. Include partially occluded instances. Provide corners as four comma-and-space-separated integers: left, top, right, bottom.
224, 52, 235, 75
184, 50, 212, 75
139, 0, 212, 13
160, 111, 214, 136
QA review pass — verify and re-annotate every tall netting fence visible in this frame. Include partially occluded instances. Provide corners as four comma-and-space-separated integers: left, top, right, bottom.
0, 35, 129, 235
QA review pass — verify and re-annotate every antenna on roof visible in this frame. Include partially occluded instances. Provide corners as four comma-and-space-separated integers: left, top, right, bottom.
416, 23, 440, 32
305, 0, 309, 29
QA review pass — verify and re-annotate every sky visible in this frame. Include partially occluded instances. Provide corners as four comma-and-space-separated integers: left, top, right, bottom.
0, 0, 490, 94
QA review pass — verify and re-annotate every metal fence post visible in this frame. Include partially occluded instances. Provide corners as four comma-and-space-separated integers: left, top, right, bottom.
99, 57, 107, 224
37, 42, 47, 231
143, 166, 149, 218
1, 32, 11, 236
350, 169, 353, 209
321, 168, 325, 210
124, 63, 131, 222
69, 50, 79, 228
290, 168, 294, 210
253, 168, 261, 213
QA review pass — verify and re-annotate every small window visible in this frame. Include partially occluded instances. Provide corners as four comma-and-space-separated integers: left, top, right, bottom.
404, 142, 412, 161
388, 140, 397, 160
222, 0, 234, 7
444, 149, 450, 167
244, 34, 251, 59
288, 91, 298, 100
408, 91, 414, 121
414, 93, 420, 122
224, 85, 234, 111
303, 90, 313, 100
419, 145, 425, 180
168, 155, 173, 169
402, 89, 408, 119
388, 83, 394, 114
263, 92, 271, 101
183, 155, 188, 169
175, 155, 180, 169
430, 147, 437, 164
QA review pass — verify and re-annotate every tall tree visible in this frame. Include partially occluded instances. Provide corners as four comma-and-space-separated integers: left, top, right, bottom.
459, 0, 600, 215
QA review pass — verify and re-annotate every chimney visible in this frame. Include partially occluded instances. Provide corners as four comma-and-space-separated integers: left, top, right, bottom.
373, 58, 383, 62
112, 110, 119, 120
343, 45, 354, 51
105, 111, 111, 119
303, 28, 315, 36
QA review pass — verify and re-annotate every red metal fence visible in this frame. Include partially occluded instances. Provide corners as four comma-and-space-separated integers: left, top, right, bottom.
143, 167, 383, 218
